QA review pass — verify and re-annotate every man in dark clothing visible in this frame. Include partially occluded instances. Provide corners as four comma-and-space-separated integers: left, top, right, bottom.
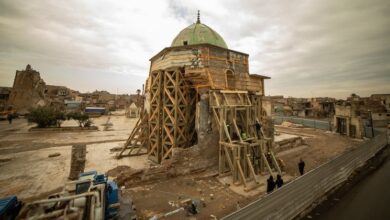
7, 113, 13, 124
254, 120, 262, 138
266, 175, 275, 193
298, 159, 305, 175
275, 174, 284, 188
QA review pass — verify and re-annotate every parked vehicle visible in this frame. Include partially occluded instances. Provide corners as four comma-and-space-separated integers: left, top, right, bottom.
16, 171, 120, 219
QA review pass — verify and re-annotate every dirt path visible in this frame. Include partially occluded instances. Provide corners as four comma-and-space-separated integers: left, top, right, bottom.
276, 126, 362, 176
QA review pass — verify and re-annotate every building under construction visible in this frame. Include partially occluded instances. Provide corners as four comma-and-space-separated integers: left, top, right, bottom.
119, 12, 280, 190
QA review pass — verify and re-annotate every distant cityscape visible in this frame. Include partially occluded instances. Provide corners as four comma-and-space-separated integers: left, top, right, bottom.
264, 93, 390, 138
1, 64, 389, 139
0, 64, 143, 116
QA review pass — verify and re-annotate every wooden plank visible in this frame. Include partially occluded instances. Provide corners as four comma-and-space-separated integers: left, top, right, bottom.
270, 151, 282, 174
261, 153, 273, 175
212, 91, 220, 107
222, 93, 230, 105
236, 159, 247, 187
223, 121, 232, 143
212, 108, 220, 126
246, 154, 259, 183
223, 145, 235, 173
220, 90, 248, 94
232, 117, 243, 142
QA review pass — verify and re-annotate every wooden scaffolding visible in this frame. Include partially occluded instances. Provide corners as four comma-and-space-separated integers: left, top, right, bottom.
118, 68, 196, 163
210, 90, 281, 190
117, 112, 149, 158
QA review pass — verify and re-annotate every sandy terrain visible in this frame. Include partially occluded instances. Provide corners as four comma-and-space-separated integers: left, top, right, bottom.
275, 126, 363, 176
0, 114, 146, 201
122, 127, 361, 219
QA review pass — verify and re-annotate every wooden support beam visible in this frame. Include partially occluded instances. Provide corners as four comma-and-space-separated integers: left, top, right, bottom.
219, 141, 241, 148
237, 93, 244, 105
246, 154, 259, 183
212, 90, 283, 191
219, 144, 223, 175
212, 108, 220, 126
245, 93, 252, 105
223, 121, 232, 143
220, 90, 248, 94
223, 145, 234, 173
232, 108, 243, 143
236, 158, 247, 187
222, 93, 230, 105
270, 151, 282, 174
261, 153, 273, 175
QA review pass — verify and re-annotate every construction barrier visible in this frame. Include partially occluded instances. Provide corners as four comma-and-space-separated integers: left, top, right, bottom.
222, 130, 388, 220
273, 116, 331, 131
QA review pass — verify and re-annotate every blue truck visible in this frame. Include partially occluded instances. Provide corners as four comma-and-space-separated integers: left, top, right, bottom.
0, 196, 22, 220
2, 171, 124, 220
84, 107, 107, 115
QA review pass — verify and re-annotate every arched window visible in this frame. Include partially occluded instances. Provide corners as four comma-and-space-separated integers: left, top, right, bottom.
225, 69, 235, 89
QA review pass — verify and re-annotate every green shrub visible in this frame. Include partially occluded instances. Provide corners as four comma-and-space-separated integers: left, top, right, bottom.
55, 111, 66, 127
67, 112, 91, 127
84, 119, 93, 127
27, 106, 64, 128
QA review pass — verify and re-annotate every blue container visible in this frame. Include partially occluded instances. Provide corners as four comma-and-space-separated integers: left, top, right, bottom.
0, 196, 21, 220
106, 181, 120, 219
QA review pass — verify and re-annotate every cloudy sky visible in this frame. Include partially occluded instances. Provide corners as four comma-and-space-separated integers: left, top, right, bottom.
0, 0, 389, 98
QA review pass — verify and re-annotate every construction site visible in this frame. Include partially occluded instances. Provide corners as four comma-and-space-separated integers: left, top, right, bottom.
0, 12, 376, 220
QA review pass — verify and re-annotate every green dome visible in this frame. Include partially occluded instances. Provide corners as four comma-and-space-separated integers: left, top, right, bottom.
171, 21, 228, 49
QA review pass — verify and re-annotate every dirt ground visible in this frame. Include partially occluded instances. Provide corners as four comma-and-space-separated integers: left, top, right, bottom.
0, 112, 148, 201
123, 172, 253, 220
0, 114, 361, 219
275, 126, 362, 176
123, 126, 361, 219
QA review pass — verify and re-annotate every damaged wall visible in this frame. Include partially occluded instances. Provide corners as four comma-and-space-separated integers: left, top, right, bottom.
149, 44, 266, 93
8, 65, 47, 113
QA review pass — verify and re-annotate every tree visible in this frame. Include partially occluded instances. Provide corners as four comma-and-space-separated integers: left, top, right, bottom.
27, 106, 64, 128
55, 111, 66, 127
67, 112, 91, 127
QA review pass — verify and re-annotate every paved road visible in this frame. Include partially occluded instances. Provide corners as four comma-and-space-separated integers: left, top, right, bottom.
315, 150, 390, 220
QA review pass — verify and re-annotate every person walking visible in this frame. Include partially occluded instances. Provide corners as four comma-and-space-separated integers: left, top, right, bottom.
7, 113, 13, 124
298, 159, 305, 175
275, 174, 284, 188
254, 120, 263, 138
266, 175, 275, 193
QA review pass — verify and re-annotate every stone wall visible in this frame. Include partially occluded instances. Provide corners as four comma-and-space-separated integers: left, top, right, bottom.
8, 65, 47, 113
274, 136, 305, 153
262, 116, 275, 140
113, 92, 220, 188
262, 99, 273, 116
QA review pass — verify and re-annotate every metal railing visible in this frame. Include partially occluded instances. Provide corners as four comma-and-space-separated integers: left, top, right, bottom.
222, 130, 388, 220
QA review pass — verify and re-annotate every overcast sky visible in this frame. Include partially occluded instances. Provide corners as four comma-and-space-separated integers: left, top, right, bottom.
0, 0, 389, 98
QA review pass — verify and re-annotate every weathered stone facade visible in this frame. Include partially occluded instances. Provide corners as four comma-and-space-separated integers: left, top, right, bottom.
8, 65, 47, 113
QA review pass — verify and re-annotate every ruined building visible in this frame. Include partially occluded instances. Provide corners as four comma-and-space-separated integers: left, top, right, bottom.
119, 13, 280, 190
333, 94, 388, 138
8, 65, 48, 114
7, 65, 79, 113
0, 87, 12, 111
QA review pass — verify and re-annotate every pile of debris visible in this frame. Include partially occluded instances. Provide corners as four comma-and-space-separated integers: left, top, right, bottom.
280, 121, 304, 128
